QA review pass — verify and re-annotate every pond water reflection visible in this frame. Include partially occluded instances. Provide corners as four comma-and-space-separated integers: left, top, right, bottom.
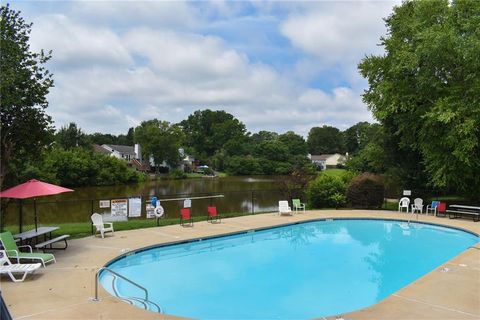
5, 176, 289, 225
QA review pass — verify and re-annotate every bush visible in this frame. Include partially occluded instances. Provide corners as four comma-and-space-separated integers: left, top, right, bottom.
307, 174, 347, 208
28, 147, 145, 187
169, 169, 187, 179
346, 173, 385, 208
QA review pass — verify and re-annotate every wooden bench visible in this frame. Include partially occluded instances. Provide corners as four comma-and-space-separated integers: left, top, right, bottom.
35, 235, 70, 252
446, 205, 480, 222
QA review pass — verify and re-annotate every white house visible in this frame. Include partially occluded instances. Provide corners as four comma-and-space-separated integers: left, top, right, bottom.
101, 144, 138, 161
95, 144, 195, 172
310, 153, 347, 170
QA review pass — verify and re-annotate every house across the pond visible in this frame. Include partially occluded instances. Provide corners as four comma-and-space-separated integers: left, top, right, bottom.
93, 144, 194, 172
309, 153, 347, 170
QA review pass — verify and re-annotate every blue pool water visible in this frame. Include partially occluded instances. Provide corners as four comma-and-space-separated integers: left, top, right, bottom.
100, 219, 478, 319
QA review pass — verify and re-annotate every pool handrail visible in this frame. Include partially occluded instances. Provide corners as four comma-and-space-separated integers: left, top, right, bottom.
94, 267, 148, 301
109, 272, 163, 313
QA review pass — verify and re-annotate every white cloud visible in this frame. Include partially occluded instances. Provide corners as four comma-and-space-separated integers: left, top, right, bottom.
21, 1, 389, 136
30, 14, 133, 68
280, 2, 396, 65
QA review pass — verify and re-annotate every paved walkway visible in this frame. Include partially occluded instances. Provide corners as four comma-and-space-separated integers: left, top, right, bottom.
1, 210, 479, 319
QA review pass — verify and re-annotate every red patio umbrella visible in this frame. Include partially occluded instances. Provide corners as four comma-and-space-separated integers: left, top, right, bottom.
0, 179, 74, 232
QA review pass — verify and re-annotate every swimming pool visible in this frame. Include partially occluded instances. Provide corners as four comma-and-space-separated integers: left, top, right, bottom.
100, 219, 478, 319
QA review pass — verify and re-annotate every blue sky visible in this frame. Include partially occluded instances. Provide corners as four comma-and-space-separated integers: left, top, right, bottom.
12, 1, 399, 136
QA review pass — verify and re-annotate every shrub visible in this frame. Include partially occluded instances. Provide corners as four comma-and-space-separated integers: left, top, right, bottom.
307, 174, 347, 208
169, 169, 187, 179
346, 173, 385, 208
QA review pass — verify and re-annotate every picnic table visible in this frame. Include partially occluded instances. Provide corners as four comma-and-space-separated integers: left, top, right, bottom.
446, 205, 480, 222
14, 227, 70, 252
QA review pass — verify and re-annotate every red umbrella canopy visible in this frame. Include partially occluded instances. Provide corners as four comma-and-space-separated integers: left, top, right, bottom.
0, 179, 74, 199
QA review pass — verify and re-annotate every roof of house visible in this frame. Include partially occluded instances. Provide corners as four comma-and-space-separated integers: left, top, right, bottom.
310, 154, 333, 161
92, 144, 111, 155
311, 153, 346, 161
105, 144, 136, 155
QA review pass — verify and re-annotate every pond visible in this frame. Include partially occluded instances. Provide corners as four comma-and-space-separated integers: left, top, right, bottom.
4, 176, 293, 226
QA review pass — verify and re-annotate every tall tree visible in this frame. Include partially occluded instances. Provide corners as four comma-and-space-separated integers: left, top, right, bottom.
0, 5, 54, 187
134, 119, 184, 171
307, 126, 345, 155
343, 122, 382, 154
279, 131, 308, 156
359, 0, 480, 195
56, 122, 90, 150
180, 109, 247, 159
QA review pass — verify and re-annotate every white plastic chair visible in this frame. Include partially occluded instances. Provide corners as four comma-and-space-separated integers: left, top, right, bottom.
0, 250, 41, 282
411, 198, 424, 214
398, 197, 410, 213
91, 213, 114, 238
279, 201, 293, 216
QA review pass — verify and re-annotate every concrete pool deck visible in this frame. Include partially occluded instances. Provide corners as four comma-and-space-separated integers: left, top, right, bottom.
1, 210, 479, 320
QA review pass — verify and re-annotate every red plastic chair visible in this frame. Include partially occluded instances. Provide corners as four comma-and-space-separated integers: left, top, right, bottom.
207, 206, 221, 223
180, 208, 193, 227
436, 202, 446, 217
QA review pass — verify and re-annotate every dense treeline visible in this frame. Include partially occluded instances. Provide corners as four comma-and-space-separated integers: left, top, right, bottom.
129, 110, 381, 176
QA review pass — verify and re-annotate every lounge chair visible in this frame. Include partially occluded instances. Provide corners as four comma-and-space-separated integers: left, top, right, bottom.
180, 208, 193, 227
91, 213, 114, 238
292, 199, 305, 212
0, 232, 55, 267
207, 206, 221, 223
0, 250, 41, 282
411, 198, 424, 214
426, 201, 439, 215
279, 201, 293, 216
398, 197, 410, 213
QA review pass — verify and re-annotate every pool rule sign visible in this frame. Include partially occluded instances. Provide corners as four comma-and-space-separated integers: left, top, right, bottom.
111, 199, 128, 217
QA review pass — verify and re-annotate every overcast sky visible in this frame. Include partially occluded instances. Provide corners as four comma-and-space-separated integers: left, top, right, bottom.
14, 1, 399, 136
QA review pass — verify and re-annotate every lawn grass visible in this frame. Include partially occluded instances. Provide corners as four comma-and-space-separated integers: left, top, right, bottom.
186, 171, 227, 178
185, 173, 205, 178
321, 168, 348, 178
4, 211, 251, 239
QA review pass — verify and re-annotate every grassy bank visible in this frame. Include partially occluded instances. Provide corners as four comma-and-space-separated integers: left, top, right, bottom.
4, 211, 251, 239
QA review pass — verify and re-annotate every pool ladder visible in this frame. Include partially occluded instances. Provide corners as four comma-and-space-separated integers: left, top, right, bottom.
94, 267, 163, 314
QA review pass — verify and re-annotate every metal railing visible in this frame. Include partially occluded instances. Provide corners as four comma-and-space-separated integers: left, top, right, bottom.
93, 267, 162, 313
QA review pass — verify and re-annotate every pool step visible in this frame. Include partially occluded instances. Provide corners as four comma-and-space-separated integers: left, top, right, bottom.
95, 267, 163, 314
111, 274, 163, 313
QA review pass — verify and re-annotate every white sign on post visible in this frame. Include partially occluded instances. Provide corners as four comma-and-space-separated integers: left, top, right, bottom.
111, 199, 128, 217
99, 200, 110, 208
146, 204, 155, 219
403, 190, 412, 196
128, 197, 142, 217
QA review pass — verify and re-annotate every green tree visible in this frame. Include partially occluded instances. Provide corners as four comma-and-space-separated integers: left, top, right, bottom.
89, 132, 117, 145
181, 109, 247, 159
29, 148, 143, 187
253, 140, 289, 162
250, 131, 278, 143
279, 131, 308, 156
358, 0, 480, 196
56, 122, 90, 150
0, 5, 54, 187
343, 122, 382, 154
307, 125, 345, 155
134, 119, 184, 171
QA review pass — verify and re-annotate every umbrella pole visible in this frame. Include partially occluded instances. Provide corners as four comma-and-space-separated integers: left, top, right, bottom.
19, 199, 23, 233
34, 198, 38, 232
